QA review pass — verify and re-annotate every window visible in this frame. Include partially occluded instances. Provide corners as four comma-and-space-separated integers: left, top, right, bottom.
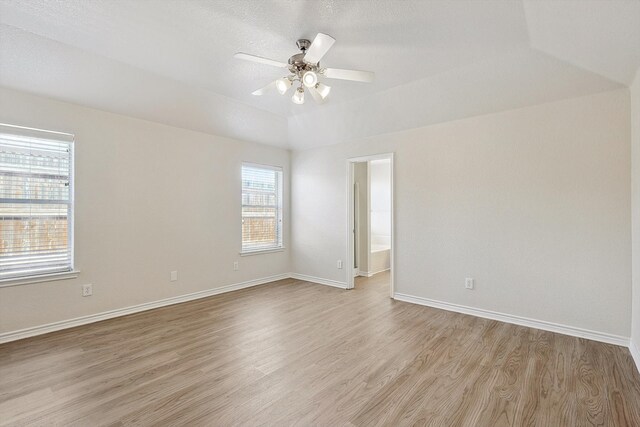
0, 124, 74, 280
241, 163, 283, 253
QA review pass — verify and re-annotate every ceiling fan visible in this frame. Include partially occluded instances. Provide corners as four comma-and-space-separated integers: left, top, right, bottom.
234, 33, 374, 105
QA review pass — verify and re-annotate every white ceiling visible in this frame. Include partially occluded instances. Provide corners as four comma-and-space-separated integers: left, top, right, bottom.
0, 0, 639, 149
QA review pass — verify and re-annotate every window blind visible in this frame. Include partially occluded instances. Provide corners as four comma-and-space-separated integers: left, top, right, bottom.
241, 164, 283, 252
0, 124, 74, 280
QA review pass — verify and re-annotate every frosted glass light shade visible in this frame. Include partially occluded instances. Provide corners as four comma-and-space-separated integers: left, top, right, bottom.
302, 71, 318, 88
292, 87, 305, 104
276, 78, 292, 95
315, 83, 331, 99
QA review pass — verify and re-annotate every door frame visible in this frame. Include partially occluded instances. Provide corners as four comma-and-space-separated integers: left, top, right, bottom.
346, 152, 395, 297
353, 180, 361, 278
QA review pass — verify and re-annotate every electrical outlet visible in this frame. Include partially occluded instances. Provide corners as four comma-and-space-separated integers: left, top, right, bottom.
170, 271, 178, 282
233, 261, 239, 271
337, 260, 343, 269
465, 278, 474, 290
82, 284, 93, 297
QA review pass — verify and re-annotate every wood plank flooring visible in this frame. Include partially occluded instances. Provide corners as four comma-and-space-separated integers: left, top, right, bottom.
1, 272, 640, 426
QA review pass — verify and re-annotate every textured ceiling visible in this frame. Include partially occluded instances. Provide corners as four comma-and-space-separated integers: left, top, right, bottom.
0, 0, 638, 149
524, 0, 640, 86
288, 48, 623, 149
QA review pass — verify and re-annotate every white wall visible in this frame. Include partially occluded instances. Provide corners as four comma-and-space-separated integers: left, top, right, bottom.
292, 89, 631, 338
1, 84, 635, 349
369, 159, 391, 248
0, 87, 290, 334
631, 68, 640, 367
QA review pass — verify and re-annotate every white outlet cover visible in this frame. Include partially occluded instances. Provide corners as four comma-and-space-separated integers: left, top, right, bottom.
465, 278, 474, 289
170, 271, 178, 282
82, 284, 92, 296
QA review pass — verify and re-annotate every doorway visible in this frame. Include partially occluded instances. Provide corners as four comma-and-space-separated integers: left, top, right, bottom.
346, 153, 394, 297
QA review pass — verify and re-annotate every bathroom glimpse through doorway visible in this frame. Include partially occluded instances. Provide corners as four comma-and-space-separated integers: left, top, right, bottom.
346, 153, 394, 297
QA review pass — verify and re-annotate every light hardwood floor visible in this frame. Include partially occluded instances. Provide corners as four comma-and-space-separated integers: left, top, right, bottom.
1, 272, 640, 426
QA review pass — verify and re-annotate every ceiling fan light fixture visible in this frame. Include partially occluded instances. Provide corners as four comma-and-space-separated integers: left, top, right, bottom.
276, 77, 292, 95
315, 83, 331, 99
292, 87, 305, 104
302, 71, 318, 88
235, 33, 374, 105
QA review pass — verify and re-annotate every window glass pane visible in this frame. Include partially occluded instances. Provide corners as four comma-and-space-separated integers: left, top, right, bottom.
241, 164, 282, 252
0, 125, 73, 279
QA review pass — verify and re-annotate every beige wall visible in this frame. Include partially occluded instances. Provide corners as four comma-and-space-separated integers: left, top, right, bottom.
631, 68, 640, 364
292, 89, 632, 337
0, 87, 290, 334
0, 85, 635, 346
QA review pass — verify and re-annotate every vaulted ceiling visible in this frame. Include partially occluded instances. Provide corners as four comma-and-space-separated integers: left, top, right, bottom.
0, 0, 639, 149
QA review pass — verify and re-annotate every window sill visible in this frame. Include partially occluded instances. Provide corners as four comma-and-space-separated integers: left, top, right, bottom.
0, 270, 81, 288
240, 247, 286, 257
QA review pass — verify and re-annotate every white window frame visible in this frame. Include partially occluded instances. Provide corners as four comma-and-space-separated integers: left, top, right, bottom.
0, 123, 77, 286
240, 162, 284, 255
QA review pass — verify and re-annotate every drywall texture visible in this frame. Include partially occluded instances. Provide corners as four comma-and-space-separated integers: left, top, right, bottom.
631, 68, 640, 360
0, 87, 290, 334
292, 89, 631, 337
287, 48, 623, 150
0, 25, 290, 147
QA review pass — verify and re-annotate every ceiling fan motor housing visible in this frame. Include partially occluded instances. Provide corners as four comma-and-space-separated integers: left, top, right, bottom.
288, 53, 316, 73
288, 39, 319, 74
296, 38, 311, 51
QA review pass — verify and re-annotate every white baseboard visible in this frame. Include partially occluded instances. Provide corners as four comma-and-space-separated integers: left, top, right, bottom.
0, 273, 291, 344
5, 274, 630, 356
394, 292, 630, 347
357, 268, 390, 278
289, 273, 348, 289
630, 339, 640, 374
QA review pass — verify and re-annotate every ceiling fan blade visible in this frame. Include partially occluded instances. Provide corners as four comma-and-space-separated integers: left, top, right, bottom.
251, 81, 277, 96
307, 85, 325, 104
234, 52, 288, 68
303, 33, 336, 64
323, 68, 375, 83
